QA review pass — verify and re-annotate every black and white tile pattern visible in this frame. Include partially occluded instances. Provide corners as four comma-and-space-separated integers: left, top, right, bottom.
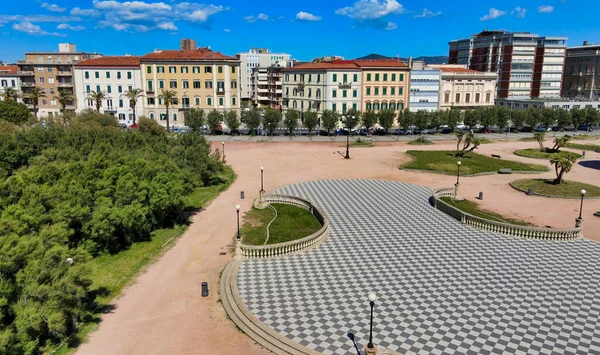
237, 180, 600, 355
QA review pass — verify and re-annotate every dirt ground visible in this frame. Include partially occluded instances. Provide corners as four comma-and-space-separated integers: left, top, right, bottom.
76, 138, 600, 355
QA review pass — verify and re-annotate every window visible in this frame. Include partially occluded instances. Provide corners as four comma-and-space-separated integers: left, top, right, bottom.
160, 113, 166, 120
107, 85, 112, 94
332, 103, 337, 112
170, 80, 177, 89
183, 80, 189, 89
353, 74, 358, 82
343, 90, 347, 98
333, 74, 337, 82
42, 99, 47, 105
195, 97, 200, 105
127, 72, 132, 79
399, 87, 403, 95
316, 74, 320, 83
206, 80, 213, 89
147, 66, 152, 74
342, 103, 347, 112
382, 87, 387, 95
374, 102, 380, 110
218, 97, 224, 106
117, 72, 121, 79
159, 80, 164, 89
158, 98, 164, 105
353, 103, 357, 110
118, 114, 125, 120
366, 102, 372, 110
232, 96, 237, 105
366, 87, 371, 95
308, 74, 312, 83
50, 88, 55, 95
106, 99, 113, 108
193, 80, 201, 89
118, 85, 123, 93
207, 97, 212, 106
106, 72, 110, 79
343, 74, 347, 82
119, 99, 124, 108
85, 71, 89, 79
391, 87, 395, 95
147, 80, 153, 91
128, 86, 132, 91
95, 71, 99, 78
486, 93, 491, 102
353, 90, 357, 98
332, 89, 337, 98
375, 87, 379, 95
157, 66, 164, 73
465, 93, 470, 103
475, 93, 480, 103
375, 74, 380, 81
169, 66, 176, 74
390, 102, 396, 110
205, 66, 212, 74
217, 81, 224, 92
231, 80, 237, 89
231, 66, 235, 74
218, 66, 223, 74
392, 74, 396, 81
445, 93, 450, 103
193, 66, 200, 73
181, 67, 188, 74
383, 74, 388, 81
48, 78, 54, 84
86, 85, 90, 93
96, 85, 101, 92
455, 93, 460, 102
367, 73, 371, 81
399, 74, 404, 81
51, 99, 56, 106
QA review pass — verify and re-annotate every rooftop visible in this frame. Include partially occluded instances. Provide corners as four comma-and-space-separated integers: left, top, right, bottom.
282, 59, 407, 71
142, 48, 237, 61
0, 65, 18, 75
74, 56, 141, 67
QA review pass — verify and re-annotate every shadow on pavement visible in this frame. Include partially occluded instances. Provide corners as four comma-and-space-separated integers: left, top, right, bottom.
579, 160, 600, 171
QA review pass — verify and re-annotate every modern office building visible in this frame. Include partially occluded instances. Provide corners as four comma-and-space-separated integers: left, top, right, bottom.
237, 48, 291, 101
409, 67, 441, 112
448, 31, 567, 99
496, 97, 600, 111
428, 65, 497, 111
562, 41, 600, 100
0, 66, 20, 101
251, 59, 294, 110
73, 56, 143, 125
17, 43, 101, 118
140, 47, 240, 126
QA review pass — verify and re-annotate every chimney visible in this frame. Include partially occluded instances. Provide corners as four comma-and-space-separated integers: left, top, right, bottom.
583, 40, 588, 46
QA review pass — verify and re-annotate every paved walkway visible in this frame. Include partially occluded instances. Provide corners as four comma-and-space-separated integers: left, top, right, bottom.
238, 179, 600, 354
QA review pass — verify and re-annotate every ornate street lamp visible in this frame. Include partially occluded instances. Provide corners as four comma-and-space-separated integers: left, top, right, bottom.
236, 204, 241, 240
342, 115, 354, 159
456, 161, 462, 185
367, 292, 377, 349
576, 189, 586, 227
260, 166, 264, 193
222, 141, 225, 161
347, 332, 361, 355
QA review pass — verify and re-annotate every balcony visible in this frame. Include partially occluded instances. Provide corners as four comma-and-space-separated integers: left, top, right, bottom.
104, 106, 117, 112
338, 82, 352, 89
64, 104, 75, 110
18, 71, 34, 76
56, 71, 72, 76
58, 82, 73, 87
146, 90, 155, 95
217, 87, 225, 95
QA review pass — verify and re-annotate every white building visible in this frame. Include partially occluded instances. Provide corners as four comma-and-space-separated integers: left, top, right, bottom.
237, 48, 291, 101
73, 56, 143, 125
428, 65, 498, 110
0, 65, 20, 101
409, 68, 441, 112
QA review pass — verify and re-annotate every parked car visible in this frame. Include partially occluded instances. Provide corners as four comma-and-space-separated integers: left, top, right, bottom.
519, 126, 534, 132
440, 128, 453, 134
393, 128, 410, 135
578, 124, 592, 131
373, 128, 387, 136
535, 126, 551, 132
317, 129, 335, 136
201, 282, 209, 297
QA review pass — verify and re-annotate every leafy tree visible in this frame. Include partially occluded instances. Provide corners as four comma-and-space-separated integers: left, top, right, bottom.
2, 87, 18, 101
480, 106, 498, 129
413, 110, 430, 131
551, 134, 572, 151
27, 86, 47, 118
455, 131, 481, 158
53, 89, 75, 113
570, 107, 586, 129
428, 111, 442, 132
303, 110, 318, 136
263, 108, 281, 136
137, 116, 165, 135
511, 110, 526, 131
556, 108, 571, 128
378, 109, 395, 134
533, 132, 546, 151
0, 99, 31, 124
244, 108, 261, 135
526, 107, 542, 128
207, 109, 223, 133
185, 108, 205, 132
283, 109, 299, 136
583, 106, 600, 128
462, 109, 479, 128
343, 108, 361, 134
362, 110, 378, 130
158, 89, 178, 132
224, 110, 240, 134
124, 88, 144, 126
550, 154, 578, 184
321, 110, 338, 136
540, 108, 557, 128
497, 106, 510, 130
445, 109, 461, 131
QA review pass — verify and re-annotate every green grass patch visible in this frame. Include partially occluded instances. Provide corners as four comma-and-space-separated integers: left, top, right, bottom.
440, 197, 533, 226
519, 137, 538, 142
241, 203, 322, 245
402, 150, 548, 175
571, 134, 598, 140
408, 137, 434, 145
52, 167, 236, 355
565, 142, 600, 152
514, 148, 582, 160
511, 179, 600, 198
351, 140, 374, 147
478, 138, 492, 144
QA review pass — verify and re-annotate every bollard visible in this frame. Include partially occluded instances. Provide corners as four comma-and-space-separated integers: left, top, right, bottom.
527, 188, 533, 195
241, 191, 245, 199
582, 151, 586, 158
478, 192, 483, 200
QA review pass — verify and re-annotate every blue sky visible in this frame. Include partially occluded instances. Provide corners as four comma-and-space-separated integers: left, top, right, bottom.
0, 0, 598, 62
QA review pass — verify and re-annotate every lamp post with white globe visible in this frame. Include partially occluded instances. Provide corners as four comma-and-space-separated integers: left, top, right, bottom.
454, 161, 462, 199
236, 204, 241, 240
367, 292, 377, 351
576, 189, 586, 227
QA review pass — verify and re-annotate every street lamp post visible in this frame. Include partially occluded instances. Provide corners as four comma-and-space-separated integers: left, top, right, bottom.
576, 189, 586, 227
260, 166, 264, 193
344, 115, 352, 159
236, 204, 241, 240
367, 292, 377, 350
222, 141, 225, 161
454, 161, 462, 199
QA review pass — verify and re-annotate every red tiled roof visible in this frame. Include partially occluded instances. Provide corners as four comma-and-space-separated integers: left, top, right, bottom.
354, 60, 408, 68
141, 48, 237, 61
282, 59, 408, 71
438, 67, 482, 73
74, 56, 141, 67
0, 65, 18, 74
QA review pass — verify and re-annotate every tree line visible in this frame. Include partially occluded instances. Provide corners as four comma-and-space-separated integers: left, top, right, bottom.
0, 111, 225, 354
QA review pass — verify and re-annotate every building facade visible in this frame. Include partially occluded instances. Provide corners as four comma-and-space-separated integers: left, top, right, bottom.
562, 41, 600, 100
17, 43, 101, 118
237, 48, 291, 101
449, 31, 566, 99
140, 48, 241, 127
409, 69, 441, 112
428, 65, 498, 111
0, 66, 20, 101
496, 97, 600, 111
73, 56, 143, 125
251, 60, 294, 110
180, 38, 197, 51
358, 60, 410, 113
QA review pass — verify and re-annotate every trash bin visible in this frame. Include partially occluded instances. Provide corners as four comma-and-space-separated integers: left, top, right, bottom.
478, 192, 484, 200
527, 188, 533, 195
241, 191, 245, 199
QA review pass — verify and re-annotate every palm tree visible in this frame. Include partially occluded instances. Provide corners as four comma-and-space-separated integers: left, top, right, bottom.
550, 154, 578, 184
2, 87, 18, 101
28, 86, 46, 118
53, 89, 75, 113
159, 89, 178, 132
88, 90, 109, 112
124, 88, 144, 126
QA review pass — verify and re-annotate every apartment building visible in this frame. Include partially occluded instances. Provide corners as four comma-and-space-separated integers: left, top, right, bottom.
140, 47, 240, 126
409, 68, 441, 112
496, 97, 600, 111
237, 48, 291, 101
0, 66, 20, 101
251, 60, 294, 110
17, 43, 101, 118
448, 31, 567, 99
562, 41, 600, 100
428, 65, 498, 111
73, 56, 143, 125
359, 60, 410, 113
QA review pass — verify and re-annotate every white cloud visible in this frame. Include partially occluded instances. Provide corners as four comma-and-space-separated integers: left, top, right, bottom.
511, 6, 526, 18
244, 13, 269, 23
414, 8, 441, 18
70, 7, 100, 16
156, 21, 177, 31
296, 11, 321, 21
41, 3, 66, 13
480, 8, 506, 21
335, 0, 405, 20
57, 23, 85, 30
538, 5, 554, 13
384, 21, 397, 30
12, 21, 65, 36
223, 28, 231, 32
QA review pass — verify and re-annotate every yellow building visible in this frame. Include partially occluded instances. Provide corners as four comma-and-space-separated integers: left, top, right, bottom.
140, 48, 240, 126
356, 60, 410, 114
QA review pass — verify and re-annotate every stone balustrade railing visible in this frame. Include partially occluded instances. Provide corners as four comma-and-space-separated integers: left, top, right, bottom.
432, 188, 582, 241
239, 194, 329, 259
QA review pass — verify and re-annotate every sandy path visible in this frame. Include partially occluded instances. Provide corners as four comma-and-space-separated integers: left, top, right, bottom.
76, 139, 600, 355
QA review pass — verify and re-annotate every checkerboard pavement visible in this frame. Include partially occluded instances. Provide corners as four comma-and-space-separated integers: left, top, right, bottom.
237, 180, 600, 355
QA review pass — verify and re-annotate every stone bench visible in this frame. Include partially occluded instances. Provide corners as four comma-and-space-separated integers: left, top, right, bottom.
491, 154, 501, 159
498, 168, 512, 174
